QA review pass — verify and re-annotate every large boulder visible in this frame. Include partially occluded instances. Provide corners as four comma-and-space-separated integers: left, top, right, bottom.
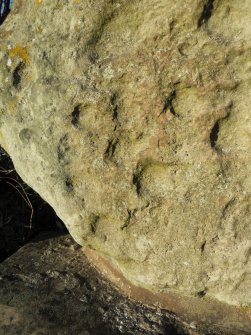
0, 0, 250, 309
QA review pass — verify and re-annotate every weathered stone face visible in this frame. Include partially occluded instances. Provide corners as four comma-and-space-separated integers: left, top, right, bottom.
0, 0, 250, 307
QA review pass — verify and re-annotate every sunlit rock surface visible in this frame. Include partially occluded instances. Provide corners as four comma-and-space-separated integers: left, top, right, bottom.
0, 0, 250, 308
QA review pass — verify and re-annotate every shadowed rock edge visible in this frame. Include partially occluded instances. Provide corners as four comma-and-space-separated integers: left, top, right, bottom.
83, 247, 251, 335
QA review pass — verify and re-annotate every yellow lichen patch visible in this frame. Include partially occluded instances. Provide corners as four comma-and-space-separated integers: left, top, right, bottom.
36, 26, 43, 34
35, 0, 43, 6
8, 45, 30, 63
70, 175, 79, 189
7, 96, 20, 114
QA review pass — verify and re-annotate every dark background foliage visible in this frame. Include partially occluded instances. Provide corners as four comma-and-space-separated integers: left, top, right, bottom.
0, 146, 66, 262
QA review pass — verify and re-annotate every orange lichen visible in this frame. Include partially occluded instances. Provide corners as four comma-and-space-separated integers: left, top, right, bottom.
8, 45, 30, 63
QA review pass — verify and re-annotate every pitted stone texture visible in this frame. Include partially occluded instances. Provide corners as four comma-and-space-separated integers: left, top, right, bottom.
0, 0, 250, 306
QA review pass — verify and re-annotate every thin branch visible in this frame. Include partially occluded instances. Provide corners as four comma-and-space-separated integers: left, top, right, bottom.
0, 167, 15, 174
5, 177, 34, 231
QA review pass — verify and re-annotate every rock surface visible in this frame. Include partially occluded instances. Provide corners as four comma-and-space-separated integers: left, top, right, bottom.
0, 0, 251, 308
0, 234, 196, 335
